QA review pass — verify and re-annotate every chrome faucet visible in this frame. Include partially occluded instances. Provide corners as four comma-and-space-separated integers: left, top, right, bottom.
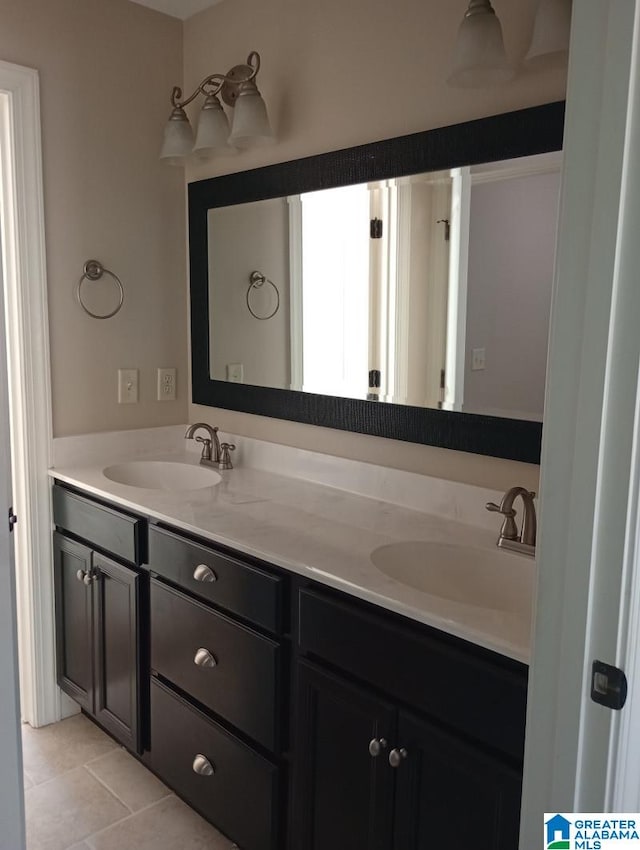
185, 423, 221, 467
486, 486, 537, 557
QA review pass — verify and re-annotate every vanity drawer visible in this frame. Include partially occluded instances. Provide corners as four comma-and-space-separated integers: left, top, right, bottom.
148, 525, 284, 633
151, 578, 282, 751
298, 588, 528, 761
52, 484, 145, 566
150, 678, 279, 850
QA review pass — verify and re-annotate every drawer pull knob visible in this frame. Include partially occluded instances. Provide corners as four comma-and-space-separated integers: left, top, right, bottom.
192, 754, 215, 776
194, 647, 217, 668
193, 564, 217, 583
389, 747, 408, 768
368, 738, 388, 758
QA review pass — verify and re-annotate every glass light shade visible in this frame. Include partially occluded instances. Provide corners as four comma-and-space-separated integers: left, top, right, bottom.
448, 2, 515, 88
228, 82, 274, 149
193, 95, 232, 157
524, 0, 572, 71
160, 106, 194, 165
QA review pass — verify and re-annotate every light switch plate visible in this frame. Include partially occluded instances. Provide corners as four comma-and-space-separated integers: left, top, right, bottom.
471, 348, 486, 371
118, 369, 138, 404
227, 363, 244, 383
157, 367, 176, 401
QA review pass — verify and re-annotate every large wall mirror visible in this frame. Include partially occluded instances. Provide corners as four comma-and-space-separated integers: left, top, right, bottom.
190, 102, 564, 463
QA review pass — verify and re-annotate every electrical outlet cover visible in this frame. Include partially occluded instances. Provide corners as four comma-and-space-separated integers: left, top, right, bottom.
157, 368, 176, 401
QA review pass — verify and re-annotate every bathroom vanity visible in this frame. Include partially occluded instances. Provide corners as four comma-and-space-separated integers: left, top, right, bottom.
50, 452, 530, 850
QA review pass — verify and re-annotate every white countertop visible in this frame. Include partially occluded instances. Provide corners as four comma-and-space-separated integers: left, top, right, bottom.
50, 446, 535, 664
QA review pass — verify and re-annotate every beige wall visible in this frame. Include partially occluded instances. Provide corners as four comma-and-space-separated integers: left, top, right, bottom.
185, 0, 567, 490
0, 0, 187, 436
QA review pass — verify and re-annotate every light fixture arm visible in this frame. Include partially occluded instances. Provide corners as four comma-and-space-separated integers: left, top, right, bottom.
170, 51, 261, 110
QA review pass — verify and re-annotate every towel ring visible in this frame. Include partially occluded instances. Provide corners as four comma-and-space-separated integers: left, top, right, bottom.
246, 270, 280, 320
76, 260, 124, 319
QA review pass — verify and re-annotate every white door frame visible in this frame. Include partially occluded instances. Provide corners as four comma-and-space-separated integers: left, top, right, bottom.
521, 0, 640, 842
0, 60, 59, 728
0, 193, 26, 850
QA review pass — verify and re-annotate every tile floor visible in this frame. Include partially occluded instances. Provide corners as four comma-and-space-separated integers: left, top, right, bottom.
22, 714, 235, 850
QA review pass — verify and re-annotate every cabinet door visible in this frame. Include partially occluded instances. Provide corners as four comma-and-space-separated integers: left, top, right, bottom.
293, 661, 395, 850
53, 533, 94, 711
93, 553, 141, 752
393, 711, 522, 850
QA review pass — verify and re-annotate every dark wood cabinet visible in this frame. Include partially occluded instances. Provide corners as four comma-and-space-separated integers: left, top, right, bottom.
294, 589, 526, 850
294, 661, 395, 850
52, 484, 145, 565
93, 553, 141, 753
392, 711, 521, 850
52, 481, 527, 850
150, 678, 280, 850
150, 578, 282, 751
53, 534, 93, 712
148, 525, 284, 633
294, 660, 522, 850
53, 530, 143, 752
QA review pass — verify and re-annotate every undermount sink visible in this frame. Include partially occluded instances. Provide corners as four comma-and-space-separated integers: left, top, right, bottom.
102, 461, 221, 491
370, 540, 533, 613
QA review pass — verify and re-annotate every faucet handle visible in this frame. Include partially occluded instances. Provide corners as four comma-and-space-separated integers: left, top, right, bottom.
219, 443, 235, 470
485, 502, 519, 541
195, 436, 213, 462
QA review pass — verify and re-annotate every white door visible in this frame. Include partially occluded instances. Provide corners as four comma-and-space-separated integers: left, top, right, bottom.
0, 251, 25, 847
521, 0, 640, 844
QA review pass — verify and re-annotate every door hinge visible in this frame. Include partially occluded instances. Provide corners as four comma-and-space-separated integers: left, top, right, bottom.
437, 368, 445, 409
370, 218, 383, 239
591, 660, 627, 710
437, 218, 451, 241
8, 507, 17, 533
367, 369, 381, 401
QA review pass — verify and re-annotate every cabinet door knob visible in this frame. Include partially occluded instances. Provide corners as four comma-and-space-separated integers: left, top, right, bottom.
193, 564, 217, 583
389, 747, 408, 768
192, 754, 215, 776
194, 647, 217, 668
368, 738, 388, 757
76, 569, 86, 583
83, 571, 93, 586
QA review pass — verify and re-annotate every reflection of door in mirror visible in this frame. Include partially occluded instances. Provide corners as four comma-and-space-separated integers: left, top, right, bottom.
207, 151, 561, 420
443, 152, 561, 421
290, 177, 451, 405
208, 176, 452, 404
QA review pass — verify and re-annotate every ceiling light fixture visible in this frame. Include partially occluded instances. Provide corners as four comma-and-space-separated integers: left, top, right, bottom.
160, 51, 274, 165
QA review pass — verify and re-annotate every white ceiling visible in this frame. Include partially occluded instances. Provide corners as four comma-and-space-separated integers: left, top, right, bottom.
127, 0, 223, 20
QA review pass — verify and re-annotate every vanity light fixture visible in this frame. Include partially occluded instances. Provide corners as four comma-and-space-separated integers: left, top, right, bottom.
524, 0, 572, 70
448, 0, 571, 88
448, 0, 514, 88
160, 51, 274, 165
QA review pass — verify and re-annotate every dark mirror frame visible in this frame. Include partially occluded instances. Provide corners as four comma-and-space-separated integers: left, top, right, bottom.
189, 100, 565, 465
